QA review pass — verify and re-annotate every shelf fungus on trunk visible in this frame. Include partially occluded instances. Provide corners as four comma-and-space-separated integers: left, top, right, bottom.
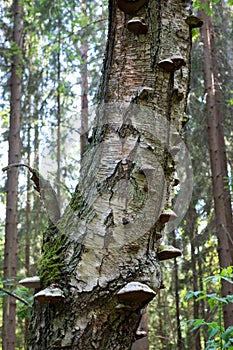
159, 208, 177, 224
158, 55, 186, 72
19, 276, 41, 289
137, 86, 154, 100
170, 54, 186, 70
127, 17, 148, 34
117, 0, 148, 13
182, 114, 189, 127
117, 282, 156, 307
158, 58, 174, 72
173, 177, 180, 187
34, 285, 65, 304
135, 329, 147, 340
185, 15, 203, 28
157, 245, 182, 261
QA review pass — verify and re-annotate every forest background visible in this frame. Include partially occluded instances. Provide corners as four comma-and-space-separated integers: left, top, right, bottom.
0, 0, 233, 349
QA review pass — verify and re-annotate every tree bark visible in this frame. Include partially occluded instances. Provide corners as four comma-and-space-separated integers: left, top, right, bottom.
2, 1, 23, 349
189, 205, 201, 350
80, 0, 89, 159
173, 231, 184, 350
199, 3, 233, 328
27, 0, 192, 348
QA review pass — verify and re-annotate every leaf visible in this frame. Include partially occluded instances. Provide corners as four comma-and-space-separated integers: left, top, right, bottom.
220, 266, 233, 278
226, 295, 233, 303
185, 290, 203, 300
208, 298, 216, 310
204, 275, 220, 284
208, 326, 219, 339
221, 326, 233, 341
190, 319, 206, 332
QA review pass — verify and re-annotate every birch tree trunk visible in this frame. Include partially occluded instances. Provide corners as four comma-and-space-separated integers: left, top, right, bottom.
2, 1, 23, 349
199, 3, 233, 329
27, 1, 192, 348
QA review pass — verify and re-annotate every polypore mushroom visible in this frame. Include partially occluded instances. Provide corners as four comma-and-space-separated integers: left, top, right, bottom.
185, 15, 203, 28
117, 282, 156, 305
158, 58, 174, 72
159, 282, 166, 289
173, 177, 180, 187
171, 54, 186, 70
136, 329, 148, 339
170, 131, 180, 144
127, 17, 148, 34
117, 0, 148, 13
157, 245, 182, 261
34, 285, 65, 304
19, 276, 41, 289
137, 86, 154, 100
155, 232, 162, 240
159, 209, 177, 224
182, 114, 189, 127
171, 146, 180, 156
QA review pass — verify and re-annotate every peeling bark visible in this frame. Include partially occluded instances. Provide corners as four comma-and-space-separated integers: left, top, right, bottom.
27, 1, 192, 349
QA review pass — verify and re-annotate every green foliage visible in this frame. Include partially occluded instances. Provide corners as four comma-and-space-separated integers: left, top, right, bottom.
0, 282, 33, 320
185, 267, 233, 349
14, 287, 34, 320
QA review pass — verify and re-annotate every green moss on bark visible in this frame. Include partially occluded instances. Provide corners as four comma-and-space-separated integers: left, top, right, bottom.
38, 226, 67, 286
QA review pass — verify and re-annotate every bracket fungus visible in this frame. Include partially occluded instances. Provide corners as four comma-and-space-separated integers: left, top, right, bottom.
170, 130, 180, 145
136, 329, 147, 339
117, 282, 156, 305
157, 245, 182, 261
171, 54, 186, 70
170, 145, 181, 157
159, 208, 177, 224
117, 0, 148, 14
34, 285, 65, 304
182, 114, 189, 127
158, 55, 186, 72
173, 177, 180, 187
185, 15, 203, 28
137, 86, 154, 100
158, 58, 174, 72
127, 17, 148, 34
19, 276, 41, 289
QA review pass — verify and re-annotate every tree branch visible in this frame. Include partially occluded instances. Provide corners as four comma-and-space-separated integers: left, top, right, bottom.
0, 287, 31, 306
2, 163, 60, 223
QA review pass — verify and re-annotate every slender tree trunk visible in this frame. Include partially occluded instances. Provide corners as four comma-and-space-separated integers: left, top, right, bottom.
56, 14, 62, 206
26, 116, 31, 276
172, 231, 184, 350
27, 1, 192, 348
188, 205, 201, 350
24, 114, 31, 346
80, 0, 89, 159
2, 1, 23, 349
197, 245, 207, 346
199, 3, 233, 328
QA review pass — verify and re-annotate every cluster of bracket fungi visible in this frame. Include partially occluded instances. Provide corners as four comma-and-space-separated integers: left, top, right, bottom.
117, 0, 203, 72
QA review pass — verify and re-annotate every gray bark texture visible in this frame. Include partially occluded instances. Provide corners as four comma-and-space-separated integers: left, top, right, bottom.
27, 0, 192, 349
